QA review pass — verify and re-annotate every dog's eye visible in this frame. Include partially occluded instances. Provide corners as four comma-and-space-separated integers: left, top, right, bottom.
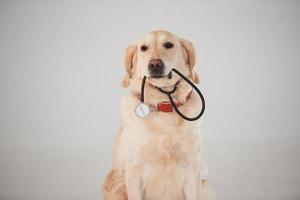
163, 42, 174, 49
140, 45, 148, 51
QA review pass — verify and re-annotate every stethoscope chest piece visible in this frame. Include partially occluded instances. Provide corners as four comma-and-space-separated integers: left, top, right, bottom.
135, 103, 150, 118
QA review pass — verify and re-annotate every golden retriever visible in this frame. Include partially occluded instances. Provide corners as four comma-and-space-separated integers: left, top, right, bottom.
103, 30, 211, 200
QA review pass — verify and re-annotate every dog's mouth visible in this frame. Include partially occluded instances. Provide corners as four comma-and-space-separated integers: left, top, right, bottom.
149, 71, 173, 79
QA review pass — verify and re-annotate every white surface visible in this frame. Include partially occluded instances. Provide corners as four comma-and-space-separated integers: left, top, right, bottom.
0, 1, 300, 200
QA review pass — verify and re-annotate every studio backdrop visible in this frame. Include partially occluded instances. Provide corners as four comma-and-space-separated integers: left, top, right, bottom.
0, 1, 299, 200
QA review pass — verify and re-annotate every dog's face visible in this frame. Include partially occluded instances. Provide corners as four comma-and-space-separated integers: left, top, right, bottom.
122, 30, 199, 88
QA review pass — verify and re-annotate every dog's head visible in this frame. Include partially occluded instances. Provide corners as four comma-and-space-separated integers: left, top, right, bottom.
122, 30, 199, 88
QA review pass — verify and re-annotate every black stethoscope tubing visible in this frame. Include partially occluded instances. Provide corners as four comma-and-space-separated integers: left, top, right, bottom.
140, 68, 205, 121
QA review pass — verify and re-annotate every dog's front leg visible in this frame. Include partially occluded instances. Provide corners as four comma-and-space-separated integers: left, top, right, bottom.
183, 173, 199, 200
125, 165, 142, 200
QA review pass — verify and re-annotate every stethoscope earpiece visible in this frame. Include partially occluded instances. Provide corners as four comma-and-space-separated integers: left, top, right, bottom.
135, 68, 205, 121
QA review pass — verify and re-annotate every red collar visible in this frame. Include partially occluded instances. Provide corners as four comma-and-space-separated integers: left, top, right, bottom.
135, 90, 192, 113
158, 90, 192, 112
157, 101, 182, 112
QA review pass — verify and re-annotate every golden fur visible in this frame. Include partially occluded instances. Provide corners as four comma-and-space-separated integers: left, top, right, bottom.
103, 30, 211, 200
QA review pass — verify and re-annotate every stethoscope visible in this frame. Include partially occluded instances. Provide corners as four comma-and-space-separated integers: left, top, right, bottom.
135, 68, 205, 121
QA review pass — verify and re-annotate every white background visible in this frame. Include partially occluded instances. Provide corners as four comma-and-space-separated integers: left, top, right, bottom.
0, 1, 300, 200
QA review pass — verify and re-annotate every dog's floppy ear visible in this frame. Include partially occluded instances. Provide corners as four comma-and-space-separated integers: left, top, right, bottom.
180, 38, 199, 83
121, 45, 136, 88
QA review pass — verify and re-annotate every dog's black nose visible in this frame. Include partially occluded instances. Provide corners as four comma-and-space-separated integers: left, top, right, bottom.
148, 59, 164, 77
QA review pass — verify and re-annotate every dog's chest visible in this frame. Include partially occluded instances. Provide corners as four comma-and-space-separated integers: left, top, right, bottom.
139, 132, 199, 164
133, 132, 200, 199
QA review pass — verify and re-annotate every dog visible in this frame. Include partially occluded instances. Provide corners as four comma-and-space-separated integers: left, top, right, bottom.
103, 30, 211, 200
